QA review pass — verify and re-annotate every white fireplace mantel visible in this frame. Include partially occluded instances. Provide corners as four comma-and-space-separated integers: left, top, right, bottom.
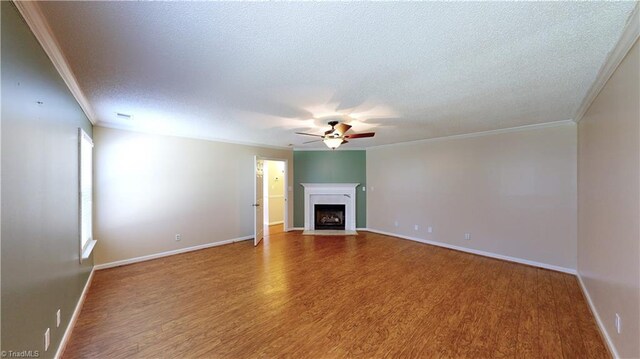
301, 183, 359, 235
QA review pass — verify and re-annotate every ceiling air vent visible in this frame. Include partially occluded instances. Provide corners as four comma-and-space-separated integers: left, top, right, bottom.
116, 112, 132, 120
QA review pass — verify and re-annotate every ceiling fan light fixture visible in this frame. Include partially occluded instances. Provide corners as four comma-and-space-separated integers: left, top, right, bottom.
323, 137, 343, 150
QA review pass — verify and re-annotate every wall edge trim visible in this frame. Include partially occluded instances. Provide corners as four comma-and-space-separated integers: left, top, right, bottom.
364, 228, 577, 274
96, 124, 292, 150
574, 3, 640, 123
94, 235, 253, 270
293, 147, 367, 151
13, 0, 97, 124
366, 120, 575, 150
54, 267, 95, 359
576, 273, 620, 359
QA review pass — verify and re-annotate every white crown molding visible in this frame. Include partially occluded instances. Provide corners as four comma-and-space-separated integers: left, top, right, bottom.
574, 3, 639, 124
293, 147, 367, 151
96, 124, 293, 150
367, 120, 575, 150
13, 1, 97, 124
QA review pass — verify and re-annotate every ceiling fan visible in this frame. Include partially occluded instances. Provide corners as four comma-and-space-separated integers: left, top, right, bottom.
296, 121, 376, 149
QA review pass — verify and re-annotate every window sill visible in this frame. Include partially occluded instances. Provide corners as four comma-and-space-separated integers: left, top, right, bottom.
81, 239, 97, 262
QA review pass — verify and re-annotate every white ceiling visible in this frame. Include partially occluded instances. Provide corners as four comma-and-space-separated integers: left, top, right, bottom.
38, 1, 635, 149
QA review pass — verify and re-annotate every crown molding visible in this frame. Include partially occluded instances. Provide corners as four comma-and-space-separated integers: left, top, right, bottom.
95, 124, 293, 150
367, 120, 575, 150
13, 0, 97, 124
573, 3, 639, 124
293, 147, 367, 151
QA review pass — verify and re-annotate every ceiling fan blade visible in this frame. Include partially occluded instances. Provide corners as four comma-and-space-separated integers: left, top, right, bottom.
295, 132, 323, 138
303, 139, 323, 144
341, 140, 349, 144
345, 132, 375, 139
334, 123, 352, 135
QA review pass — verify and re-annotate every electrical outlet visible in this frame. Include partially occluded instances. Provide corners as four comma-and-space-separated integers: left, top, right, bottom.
464, 233, 471, 240
362, 186, 366, 192
428, 226, 433, 233
394, 220, 399, 227
615, 313, 622, 334
44, 328, 50, 351
414, 225, 419, 231
175, 234, 182, 241
56, 309, 61, 327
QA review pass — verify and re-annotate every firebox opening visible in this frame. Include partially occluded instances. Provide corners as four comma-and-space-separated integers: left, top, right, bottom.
314, 204, 346, 230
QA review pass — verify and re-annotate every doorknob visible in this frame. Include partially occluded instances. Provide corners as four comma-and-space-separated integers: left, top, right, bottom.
252, 203, 261, 207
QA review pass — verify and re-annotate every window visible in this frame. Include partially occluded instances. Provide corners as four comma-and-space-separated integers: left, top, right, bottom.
79, 129, 96, 261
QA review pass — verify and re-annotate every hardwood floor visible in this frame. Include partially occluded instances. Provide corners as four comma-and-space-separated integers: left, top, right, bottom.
63, 228, 609, 358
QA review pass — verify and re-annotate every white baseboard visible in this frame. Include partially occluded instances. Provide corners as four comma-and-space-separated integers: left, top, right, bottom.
576, 273, 619, 358
268, 221, 284, 225
287, 227, 368, 232
55, 267, 95, 359
364, 228, 576, 274
94, 235, 253, 270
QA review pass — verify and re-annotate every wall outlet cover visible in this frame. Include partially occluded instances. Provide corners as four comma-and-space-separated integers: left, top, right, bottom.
44, 328, 50, 351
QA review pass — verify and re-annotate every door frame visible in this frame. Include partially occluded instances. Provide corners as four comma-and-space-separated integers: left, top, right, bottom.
255, 156, 289, 232
254, 156, 265, 246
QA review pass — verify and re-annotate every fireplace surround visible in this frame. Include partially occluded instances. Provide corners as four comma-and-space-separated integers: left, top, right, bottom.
301, 183, 358, 235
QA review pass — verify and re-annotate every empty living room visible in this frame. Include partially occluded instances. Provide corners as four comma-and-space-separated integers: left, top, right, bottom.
2, 1, 639, 358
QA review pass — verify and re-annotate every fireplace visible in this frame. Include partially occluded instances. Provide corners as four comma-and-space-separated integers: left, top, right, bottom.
314, 204, 346, 230
300, 183, 359, 235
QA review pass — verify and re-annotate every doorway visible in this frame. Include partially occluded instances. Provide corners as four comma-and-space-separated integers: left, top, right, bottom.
263, 160, 287, 238
254, 157, 288, 246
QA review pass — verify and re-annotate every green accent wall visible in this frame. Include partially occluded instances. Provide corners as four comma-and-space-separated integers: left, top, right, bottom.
294, 150, 366, 228
1, 2, 93, 357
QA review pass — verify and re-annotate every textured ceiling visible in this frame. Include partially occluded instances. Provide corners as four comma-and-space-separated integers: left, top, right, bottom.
38, 1, 635, 148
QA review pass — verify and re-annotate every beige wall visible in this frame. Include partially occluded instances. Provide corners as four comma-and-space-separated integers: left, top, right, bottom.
266, 160, 285, 224
578, 39, 639, 359
2, 3, 94, 354
367, 123, 577, 270
94, 127, 293, 264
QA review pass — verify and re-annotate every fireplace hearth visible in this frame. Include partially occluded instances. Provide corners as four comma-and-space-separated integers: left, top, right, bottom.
314, 204, 346, 230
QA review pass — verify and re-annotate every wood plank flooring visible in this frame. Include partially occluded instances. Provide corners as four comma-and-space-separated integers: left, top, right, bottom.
63, 226, 609, 358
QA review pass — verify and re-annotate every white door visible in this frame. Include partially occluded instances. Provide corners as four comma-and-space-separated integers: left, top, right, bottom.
254, 157, 265, 246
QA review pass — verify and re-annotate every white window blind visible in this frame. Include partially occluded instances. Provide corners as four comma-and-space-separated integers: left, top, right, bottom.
79, 129, 96, 261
